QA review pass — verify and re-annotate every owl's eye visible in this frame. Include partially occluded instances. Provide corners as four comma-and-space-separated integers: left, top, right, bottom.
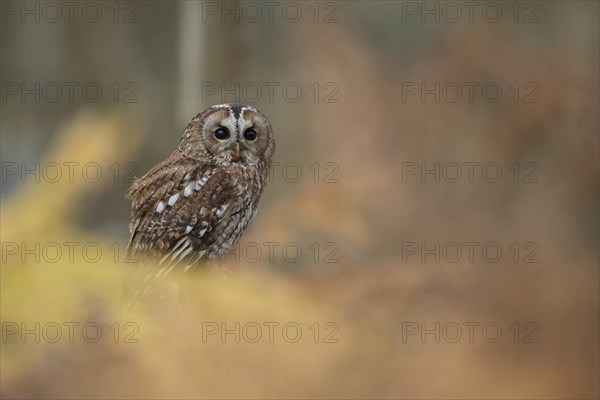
244, 129, 257, 141
214, 127, 230, 140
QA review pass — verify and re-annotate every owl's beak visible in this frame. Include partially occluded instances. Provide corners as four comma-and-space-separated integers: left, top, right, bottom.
231, 142, 243, 162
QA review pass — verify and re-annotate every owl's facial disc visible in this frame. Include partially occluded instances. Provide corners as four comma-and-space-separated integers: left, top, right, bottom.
199, 104, 270, 166
209, 111, 250, 162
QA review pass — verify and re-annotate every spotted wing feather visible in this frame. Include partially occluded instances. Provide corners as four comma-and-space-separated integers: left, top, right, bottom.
123, 153, 255, 309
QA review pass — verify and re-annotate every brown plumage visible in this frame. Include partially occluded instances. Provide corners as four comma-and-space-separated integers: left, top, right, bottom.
123, 103, 275, 309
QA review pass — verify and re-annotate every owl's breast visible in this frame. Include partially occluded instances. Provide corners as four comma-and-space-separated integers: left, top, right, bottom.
201, 166, 263, 259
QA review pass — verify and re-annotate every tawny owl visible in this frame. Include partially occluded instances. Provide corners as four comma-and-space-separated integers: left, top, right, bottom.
123, 103, 275, 309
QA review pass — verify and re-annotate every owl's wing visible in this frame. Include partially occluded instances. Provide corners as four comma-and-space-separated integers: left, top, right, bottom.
123, 153, 247, 309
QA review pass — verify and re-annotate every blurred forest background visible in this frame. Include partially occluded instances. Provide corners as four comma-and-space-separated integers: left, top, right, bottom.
1, 1, 598, 399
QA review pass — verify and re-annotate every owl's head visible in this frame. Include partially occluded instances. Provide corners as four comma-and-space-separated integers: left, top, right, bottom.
179, 103, 275, 168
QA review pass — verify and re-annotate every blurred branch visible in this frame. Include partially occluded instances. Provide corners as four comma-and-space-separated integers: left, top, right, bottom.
177, 1, 204, 124
2, 111, 142, 240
